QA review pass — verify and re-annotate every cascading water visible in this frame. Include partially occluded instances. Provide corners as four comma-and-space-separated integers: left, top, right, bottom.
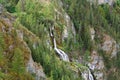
81, 68, 94, 80
88, 69, 94, 80
54, 38, 69, 62
51, 0, 95, 79
49, 24, 94, 79
49, 26, 69, 62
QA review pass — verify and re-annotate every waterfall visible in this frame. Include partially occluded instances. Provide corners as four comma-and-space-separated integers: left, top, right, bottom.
52, 1, 94, 79
88, 68, 94, 80
81, 68, 94, 80
49, 26, 69, 62
54, 38, 69, 62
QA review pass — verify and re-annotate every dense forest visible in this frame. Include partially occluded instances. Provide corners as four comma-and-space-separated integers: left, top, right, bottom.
0, 0, 120, 80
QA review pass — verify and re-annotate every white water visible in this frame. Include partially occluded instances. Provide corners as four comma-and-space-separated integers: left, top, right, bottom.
53, 1, 94, 79
53, 38, 69, 62
50, 26, 94, 78
88, 69, 94, 80
81, 68, 94, 80
49, 26, 69, 62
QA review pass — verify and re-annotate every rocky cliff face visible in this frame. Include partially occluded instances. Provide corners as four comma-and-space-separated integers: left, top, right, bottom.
89, 0, 115, 5
61, 0, 120, 79
0, 0, 120, 80
0, 5, 46, 80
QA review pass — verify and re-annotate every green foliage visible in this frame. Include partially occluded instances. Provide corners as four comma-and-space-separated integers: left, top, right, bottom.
83, 50, 90, 62
15, 0, 55, 40
15, 1, 82, 79
62, 0, 120, 46
27, 42, 81, 80
81, 26, 93, 50
116, 0, 120, 7
0, 23, 34, 79
0, 32, 5, 51
1, 0, 119, 79
0, 0, 19, 13
11, 48, 25, 74
61, 0, 120, 80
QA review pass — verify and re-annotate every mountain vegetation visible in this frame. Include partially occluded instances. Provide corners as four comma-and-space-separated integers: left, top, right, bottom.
0, 0, 120, 80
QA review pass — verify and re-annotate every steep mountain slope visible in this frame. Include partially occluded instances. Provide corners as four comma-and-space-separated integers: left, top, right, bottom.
0, 0, 120, 80
0, 4, 46, 80
62, 0, 120, 80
